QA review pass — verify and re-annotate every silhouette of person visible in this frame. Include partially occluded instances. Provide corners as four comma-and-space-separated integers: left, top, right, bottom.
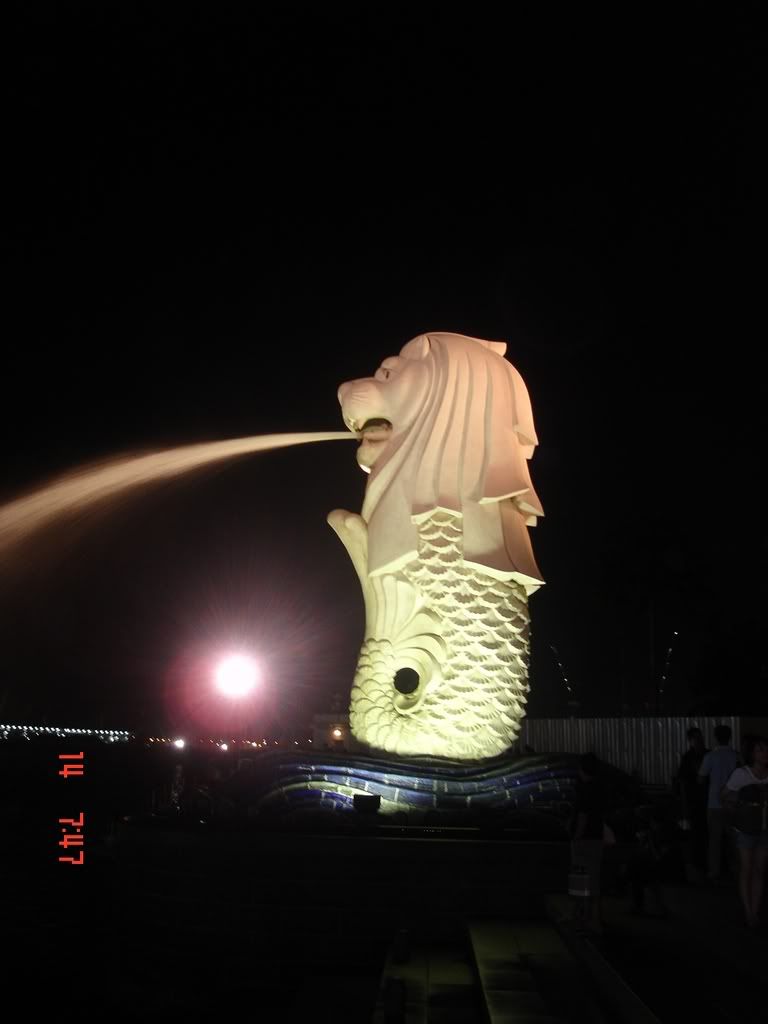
722, 735, 768, 928
570, 752, 607, 933
677, 726, 708, 878
170, 763, 185, 814
698, 724, 739, 880
627, 808, 671, 918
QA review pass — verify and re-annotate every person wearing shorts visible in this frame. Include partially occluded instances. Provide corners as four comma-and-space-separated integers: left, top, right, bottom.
722, 736, 768, 929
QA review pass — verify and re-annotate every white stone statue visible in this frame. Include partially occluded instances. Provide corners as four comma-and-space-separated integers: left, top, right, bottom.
328, 332, 544, 760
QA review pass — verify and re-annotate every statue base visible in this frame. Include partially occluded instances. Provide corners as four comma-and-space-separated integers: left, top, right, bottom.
249, 750, 580, 832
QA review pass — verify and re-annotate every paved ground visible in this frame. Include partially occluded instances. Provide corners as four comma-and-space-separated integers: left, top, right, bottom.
549, 877, 767, 1022
370, 917, 612, 1024
6, 821, 766, 1021
5, 821, 568, 1020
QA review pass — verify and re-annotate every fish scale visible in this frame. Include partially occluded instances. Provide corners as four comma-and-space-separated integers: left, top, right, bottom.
350, 511, 531, 759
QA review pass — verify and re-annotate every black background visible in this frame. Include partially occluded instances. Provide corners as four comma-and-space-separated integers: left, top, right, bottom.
2, 4, 764, 733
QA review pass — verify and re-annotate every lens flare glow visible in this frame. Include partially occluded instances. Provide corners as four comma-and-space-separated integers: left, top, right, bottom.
215, 654, 260, 698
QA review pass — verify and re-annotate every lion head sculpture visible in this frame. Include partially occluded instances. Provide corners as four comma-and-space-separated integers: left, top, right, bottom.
337, 332, 544, 592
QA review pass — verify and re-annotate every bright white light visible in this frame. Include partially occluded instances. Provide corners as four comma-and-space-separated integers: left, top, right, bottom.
220, 742, 229, 751
332, 728, 343, 739
173, 738, 185, 749
215, 653, 259, 698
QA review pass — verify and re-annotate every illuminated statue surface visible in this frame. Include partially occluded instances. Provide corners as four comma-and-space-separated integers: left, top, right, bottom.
329, 332, 544, 760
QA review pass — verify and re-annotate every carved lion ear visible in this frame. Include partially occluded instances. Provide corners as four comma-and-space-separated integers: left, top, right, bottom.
488, 340, 507, 357
401, 334, 432, 360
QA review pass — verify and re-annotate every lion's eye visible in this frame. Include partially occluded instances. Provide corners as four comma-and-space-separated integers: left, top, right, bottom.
375, 367, 391, 382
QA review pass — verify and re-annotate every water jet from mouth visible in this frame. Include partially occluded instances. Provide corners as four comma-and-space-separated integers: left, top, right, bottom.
0, 431, 355, 558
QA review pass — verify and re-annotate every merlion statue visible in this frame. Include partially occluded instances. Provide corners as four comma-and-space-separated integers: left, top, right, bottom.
328, 332, 544, 759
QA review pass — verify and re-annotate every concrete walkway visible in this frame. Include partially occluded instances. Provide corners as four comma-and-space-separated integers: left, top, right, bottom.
372, 917, 616, 1024
371, 927, 483, 1024
547, 879, 767, 1021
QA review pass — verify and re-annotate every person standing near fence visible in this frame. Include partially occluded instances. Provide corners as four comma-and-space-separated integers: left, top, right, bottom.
676, 726, 708, 878
722, 735, 768, 929
570, 752, 607, 934
698, 724, 739, 881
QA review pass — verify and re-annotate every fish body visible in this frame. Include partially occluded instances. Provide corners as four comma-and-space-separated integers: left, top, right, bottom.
331, 509, 530, 759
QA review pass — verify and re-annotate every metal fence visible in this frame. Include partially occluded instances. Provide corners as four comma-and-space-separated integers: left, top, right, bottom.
516, 716, 742, 786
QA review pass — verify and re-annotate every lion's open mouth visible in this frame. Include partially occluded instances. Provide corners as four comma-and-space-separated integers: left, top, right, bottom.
354, 418, 393, 473
358, 418, 392, 441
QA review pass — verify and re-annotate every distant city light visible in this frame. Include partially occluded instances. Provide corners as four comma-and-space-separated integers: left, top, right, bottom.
0, 726, 318, 748
0, 723, 132, 742
215, 653, 260, 698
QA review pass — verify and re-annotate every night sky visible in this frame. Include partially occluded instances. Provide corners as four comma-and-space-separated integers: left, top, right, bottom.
2, 6, 763, 734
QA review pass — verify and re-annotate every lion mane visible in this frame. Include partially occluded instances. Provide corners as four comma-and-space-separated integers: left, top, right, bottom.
361, 332, 544, 592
